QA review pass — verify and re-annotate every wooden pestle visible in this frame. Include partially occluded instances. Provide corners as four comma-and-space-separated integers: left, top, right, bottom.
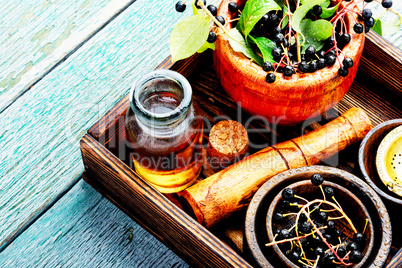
180, 108, 373, 228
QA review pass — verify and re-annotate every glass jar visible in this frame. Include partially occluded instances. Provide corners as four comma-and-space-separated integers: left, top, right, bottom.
126, 70, 203, 193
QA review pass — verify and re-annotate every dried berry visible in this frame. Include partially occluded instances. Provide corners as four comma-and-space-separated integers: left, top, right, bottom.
282, 188, 295, 200
311, 173, 324, 186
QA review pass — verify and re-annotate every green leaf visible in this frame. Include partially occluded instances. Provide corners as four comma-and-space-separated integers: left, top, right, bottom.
382, 16, 402, 36
300, 19, 325, 53
300, 19, 332, 41
170, 15, 210, 62
292, 0, 327, 33
372, 18, 382, 36
237, 0, 281, 41
250, 36, 277, 63
197, 41, 215, 53
319, 0, 330, 8
228, 28, 263, 65
192, 2, 206, 17
281, 6, 289, 29
320, 3, 339, 19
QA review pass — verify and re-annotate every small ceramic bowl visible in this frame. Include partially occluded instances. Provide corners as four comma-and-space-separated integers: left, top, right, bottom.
244, 166, 391, 268
266, 180, 374, 268
358, 119, 402, 205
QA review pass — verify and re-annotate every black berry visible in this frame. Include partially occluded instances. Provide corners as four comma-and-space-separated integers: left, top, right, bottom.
299, 221, 313, 233
283, 38, 289, 48
327, 220, 336, 230
343, 57, 353, 68
272, 47, 283, 58
339, 33, 351, 45
284, 65, 294, 77
354, 23, 364, 34
270, 13, 279, 24
228, 2, 239, 12
175, 1, 186, 12
349, 250, 363, 263
365, 26, 371, 33
365, 17, 375, 28
323, 232, 332, 242
263, 62, 273, 72
278, 229, 291, 239
323, 251, 336, 265
195, 0, 206, 9
311, 173, 324, 186
266, 73, 276, 83
324, 186, 335, 197
316, 211, 328, 223
337, 246, 347, 257
365, 0, 373, 2
273, 27, 282, 34
282, 188, 295, 200
339, 66, 349, 77
382, 0, 392, 8
362, 9, 372, 19
207, 5, 218, 16
312, 5, 323, 16
207, 32, 217, 43
275, 33, 285, 45
298, 61, 309, 73
325, 54, 336, 66
309, 61, 318, 73
315, 246, 325, 257
353, 232, 366, 247
260, 14, 270, 24
287, 250, 300, 262
273, 212, 284, 222
317, 58, 326, 69
333, 228, 343, 238
305, 46, 316, 58
325, 37, 335, 48
317, 50, 325, 58
347, 241, 360, 251
215, 15, 225, 26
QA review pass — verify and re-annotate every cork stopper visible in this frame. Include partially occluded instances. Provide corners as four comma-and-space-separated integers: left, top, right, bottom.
207, 120, 248, 172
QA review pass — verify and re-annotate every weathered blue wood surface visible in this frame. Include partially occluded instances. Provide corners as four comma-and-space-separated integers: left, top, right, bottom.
0, 0, 136, 112
0, 0, 191, 256
0, 0, 400, 266
0, 180, 188, 267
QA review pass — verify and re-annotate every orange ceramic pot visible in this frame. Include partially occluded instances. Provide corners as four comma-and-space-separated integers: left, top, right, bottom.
213, 0, 365, 125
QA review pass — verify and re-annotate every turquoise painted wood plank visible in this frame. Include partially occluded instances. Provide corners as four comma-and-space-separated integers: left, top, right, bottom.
0, 0, 193, 249
0, 0, 135, 112
0, 179, 189, 268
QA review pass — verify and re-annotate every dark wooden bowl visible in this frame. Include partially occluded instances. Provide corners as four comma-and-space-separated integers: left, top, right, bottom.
244, 166, 392, 268
214, 0, 365, 125
266, 180, 374, 268
358, 119, 402, 205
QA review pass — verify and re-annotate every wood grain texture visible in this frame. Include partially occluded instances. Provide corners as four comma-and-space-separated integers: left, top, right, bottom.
80, 134, 252, 268
0, 0, 136, 112
0, 179, 189, 268
0, 0, 192, 250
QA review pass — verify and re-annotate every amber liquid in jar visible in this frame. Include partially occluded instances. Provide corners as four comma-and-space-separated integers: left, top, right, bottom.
126, 70, 203, 193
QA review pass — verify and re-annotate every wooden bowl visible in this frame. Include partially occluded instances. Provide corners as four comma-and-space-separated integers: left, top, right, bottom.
358, 119, 402, 205
213, 0, 365, 126
244, 166, 391, 268
266, 180, 374, 268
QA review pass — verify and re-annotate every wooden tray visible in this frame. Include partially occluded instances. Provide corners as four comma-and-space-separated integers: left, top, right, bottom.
80, 31, 402, 268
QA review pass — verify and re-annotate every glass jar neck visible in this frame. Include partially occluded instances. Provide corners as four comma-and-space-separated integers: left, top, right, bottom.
129, 70, 193, 137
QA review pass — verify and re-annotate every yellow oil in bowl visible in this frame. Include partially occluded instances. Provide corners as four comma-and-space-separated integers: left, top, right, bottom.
376, 125, 402, 196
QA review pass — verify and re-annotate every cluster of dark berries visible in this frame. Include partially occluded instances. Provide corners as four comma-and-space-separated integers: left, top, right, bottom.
268, 174, 367, 267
